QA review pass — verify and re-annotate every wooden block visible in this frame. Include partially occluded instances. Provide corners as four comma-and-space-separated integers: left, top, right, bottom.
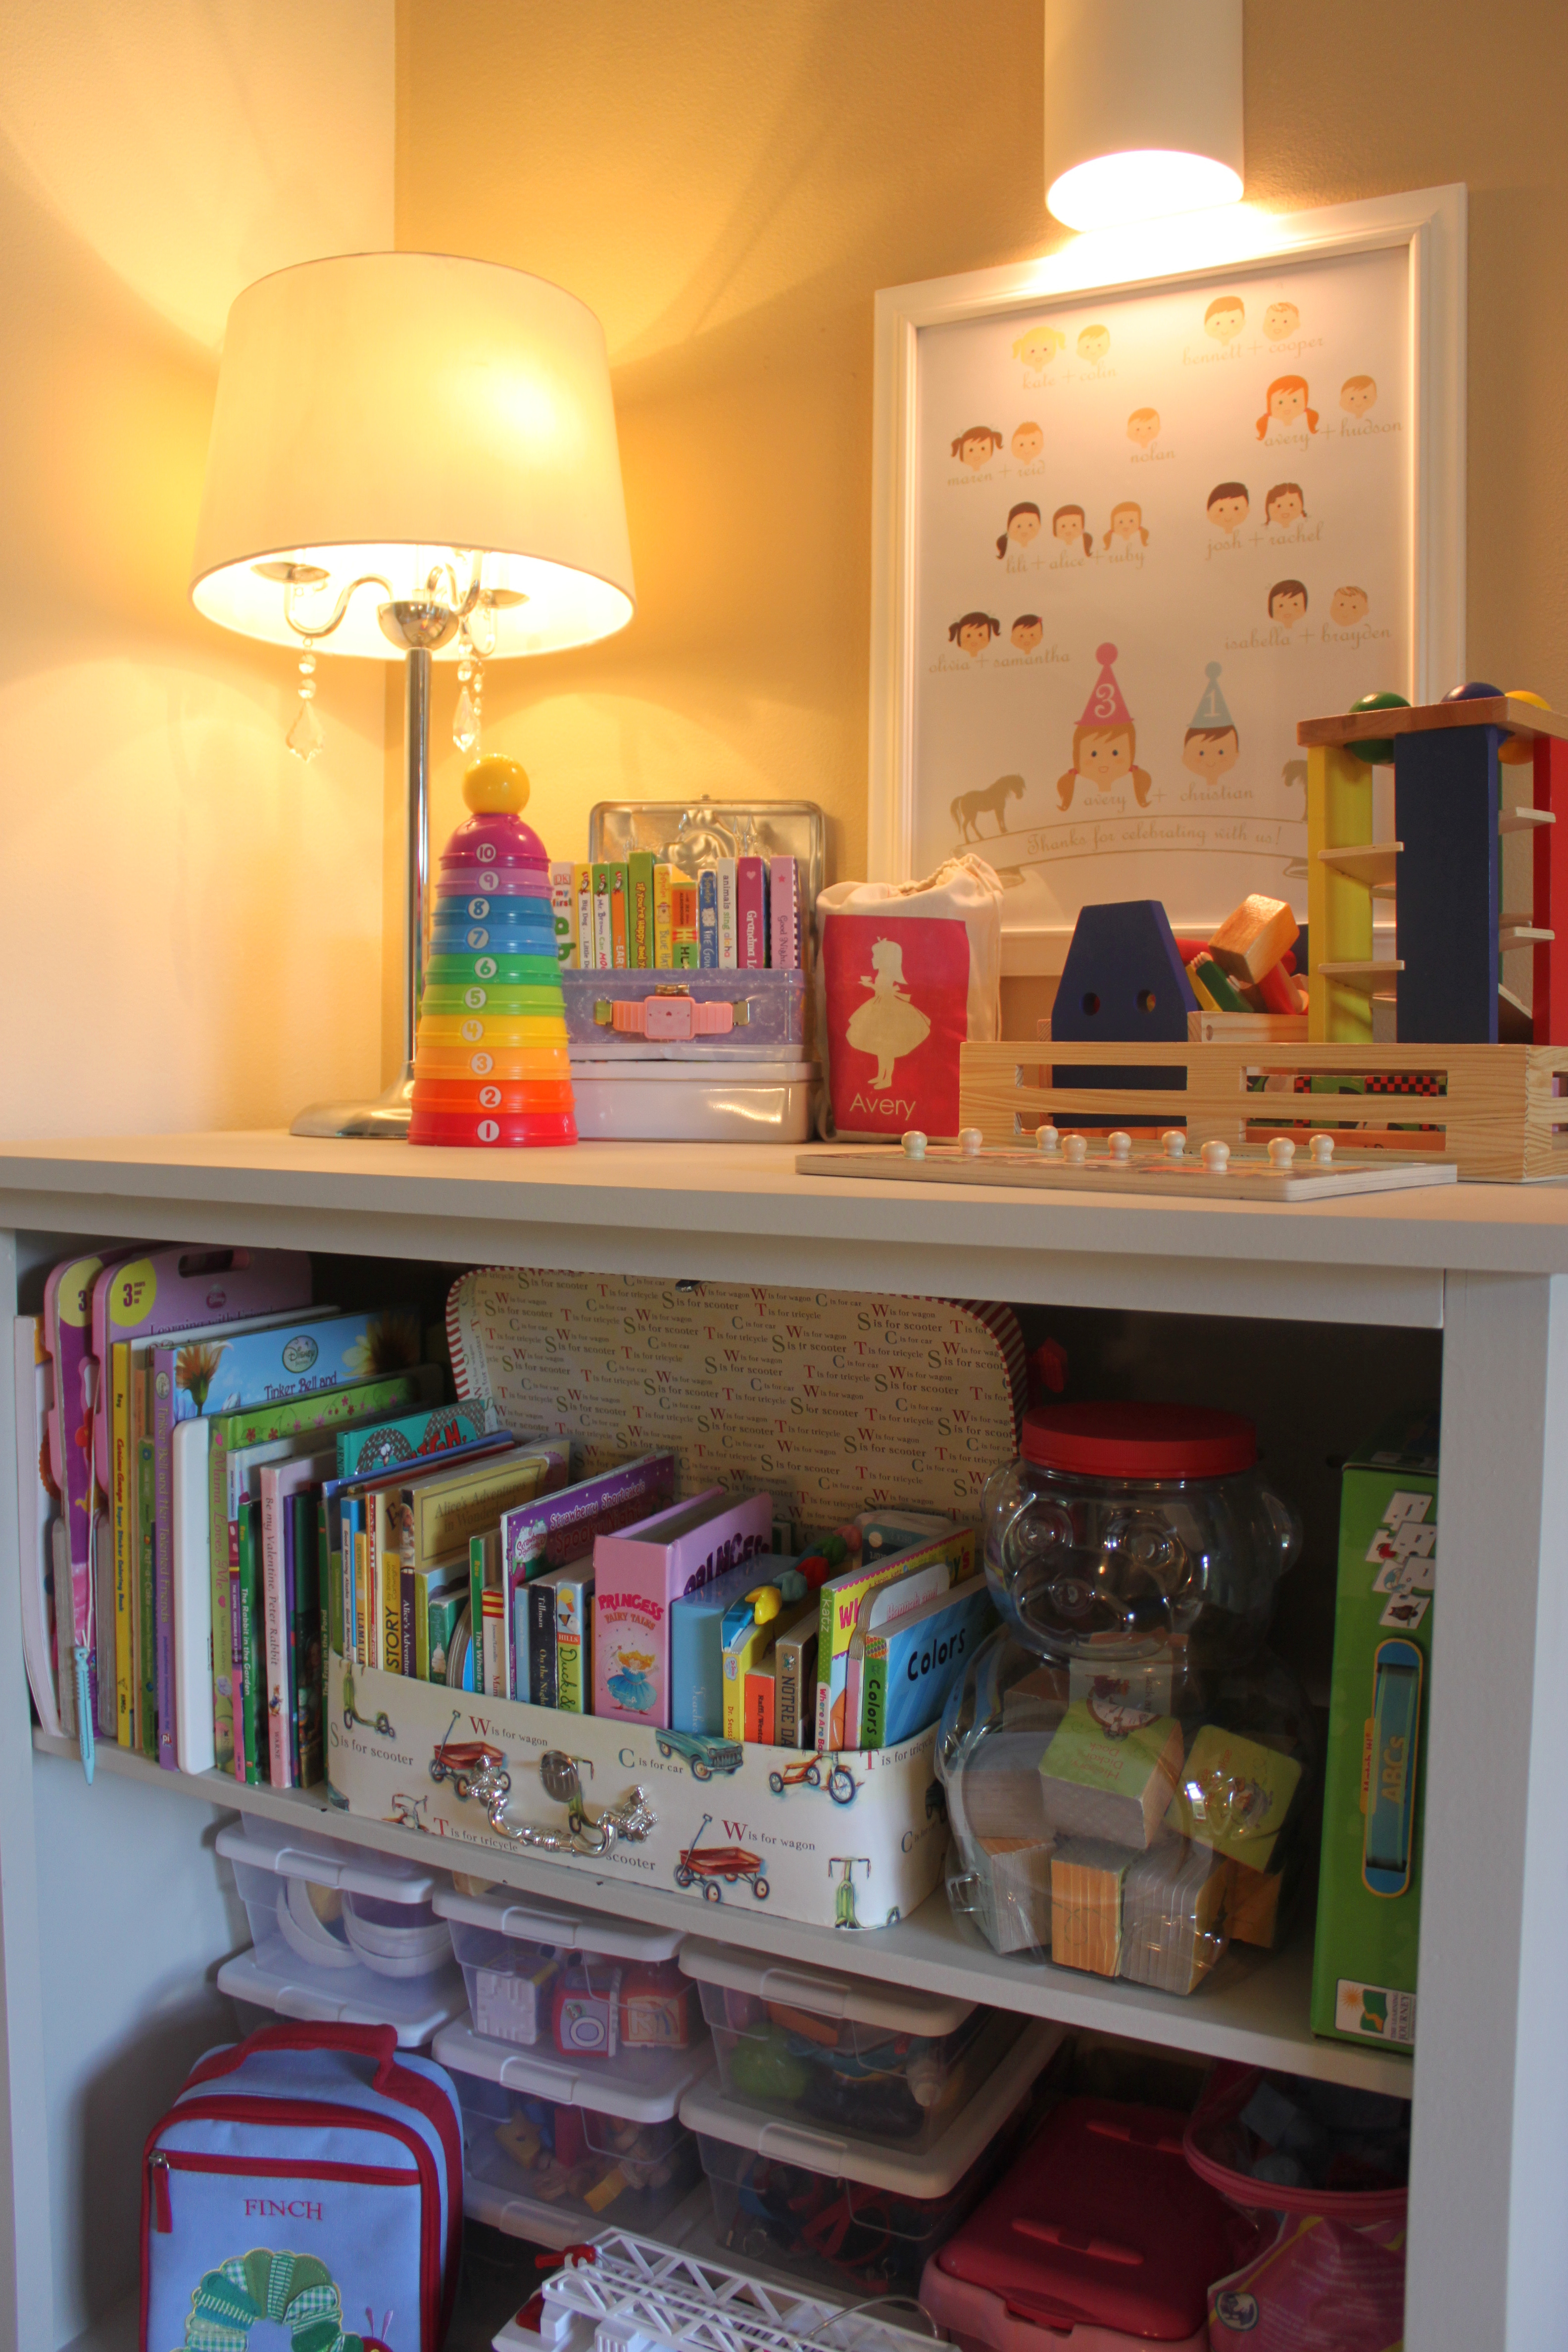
1308, 743, 1376, 1043
957, 1728, 1053, 1842
977, 1833, 1054, 1956
1208, 893, 1299, 984
1223, 1856, 1283, 1949
1395, 724, 1500, 1044
1257, 961, 1299, 1017
1299, 695, 1568, 750
1120, 1839, 1229, 1992
1050, 1837, 1130, 1976
1165, 1723, 1303, 1872
1039, 1700, 1184, 1849
1192, 957, 1249, 1014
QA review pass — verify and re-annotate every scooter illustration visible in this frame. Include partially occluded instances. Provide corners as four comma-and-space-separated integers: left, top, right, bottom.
342, 1663, 395, 1739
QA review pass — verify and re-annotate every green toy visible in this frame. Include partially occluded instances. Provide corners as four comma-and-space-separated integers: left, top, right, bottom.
1346, 689, 1412, 766
1311, 1409, 1437, 2052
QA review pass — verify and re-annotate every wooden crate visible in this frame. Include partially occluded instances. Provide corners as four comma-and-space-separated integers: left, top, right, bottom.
960, 1039, 1568, 1182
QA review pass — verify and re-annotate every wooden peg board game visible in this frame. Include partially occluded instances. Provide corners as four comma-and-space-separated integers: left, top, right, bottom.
957, 1038, 1568, 1183
797, 1138, 1457, 1203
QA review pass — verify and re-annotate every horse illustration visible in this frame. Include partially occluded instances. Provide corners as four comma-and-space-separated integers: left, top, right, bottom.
952, 774, 1024, 842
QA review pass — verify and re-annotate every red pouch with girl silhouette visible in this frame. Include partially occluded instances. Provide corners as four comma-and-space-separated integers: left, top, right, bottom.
816, 857, 1002, 1140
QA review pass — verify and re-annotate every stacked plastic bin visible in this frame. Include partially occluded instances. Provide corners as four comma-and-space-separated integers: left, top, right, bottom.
677, 1940, 1063, 2298
432, 1881, 710, 2250
215, 1817, 466, 2048
409, 754, 577, 1147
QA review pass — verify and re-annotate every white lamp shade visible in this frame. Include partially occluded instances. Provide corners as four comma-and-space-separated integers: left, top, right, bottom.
1044, 0, 1243, 233
190, 251, 636, 659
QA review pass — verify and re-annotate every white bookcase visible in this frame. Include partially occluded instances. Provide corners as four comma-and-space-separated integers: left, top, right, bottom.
1, 1132, 1565, 2351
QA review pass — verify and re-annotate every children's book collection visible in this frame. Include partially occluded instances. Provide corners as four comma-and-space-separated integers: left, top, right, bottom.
18, 1229, 1428, 2350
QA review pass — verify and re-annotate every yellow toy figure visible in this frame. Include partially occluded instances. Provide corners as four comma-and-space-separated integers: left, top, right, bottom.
408, 755, 577, 1147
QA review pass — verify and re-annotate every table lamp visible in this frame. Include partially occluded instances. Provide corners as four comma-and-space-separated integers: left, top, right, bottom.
189, 250, 636, 1137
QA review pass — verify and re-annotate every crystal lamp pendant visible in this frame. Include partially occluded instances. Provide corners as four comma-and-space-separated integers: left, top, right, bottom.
286, 648, 325, 762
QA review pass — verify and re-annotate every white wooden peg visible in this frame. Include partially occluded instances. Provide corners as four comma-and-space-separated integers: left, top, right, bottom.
1036, 1124, 1060, 1154
1161, 1130, 1186, 1158
901, 1130, 927, 1159
1201, 1139, 1230, 1174
1109, 1131, 1132, 1161
1310, 1131, 1335, 1165
1268, 1137, 1297, 1171
1063, 1133, 1087, 1165
959, 1127, 984, 1157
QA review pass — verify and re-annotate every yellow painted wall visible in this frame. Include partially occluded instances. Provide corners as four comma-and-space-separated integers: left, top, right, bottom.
395, 0, 1568, 1059
0, 0, 394, 1140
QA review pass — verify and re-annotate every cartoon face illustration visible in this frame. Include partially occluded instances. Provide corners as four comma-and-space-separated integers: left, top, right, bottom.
1077, 323, 1110, 364
1079, 729, 1133, 787
1183, 727, 1240, 782
1257, 376, 1319, 437
1105, 500, 1147, 549
1012, 322, 1067, 371
952, 424, 1003, 469
1264, 482, 1306, 528
1331, 585, 1370, 626
1204, 294, 1245, 343
1053, 504, 1090, 550
1011, 614, 1044, 651
1207, 482, 1249, 535
949, 611, 1001, 656
1269, 579, 1308, 629
1263, 299, 1300, 341
1012, 420, 1043, 462
996, 501, 1042, 558
1127, 407, 1160, 449
1341, 374, 1378, 416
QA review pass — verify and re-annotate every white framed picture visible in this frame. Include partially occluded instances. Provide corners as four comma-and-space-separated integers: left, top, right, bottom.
868, 186, 1465, 968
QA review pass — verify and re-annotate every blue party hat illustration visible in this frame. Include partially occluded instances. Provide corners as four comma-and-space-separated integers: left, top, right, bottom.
1190, 661, 1233, 729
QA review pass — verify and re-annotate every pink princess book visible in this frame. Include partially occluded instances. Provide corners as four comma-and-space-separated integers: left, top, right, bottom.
593, 1488, 773, 1727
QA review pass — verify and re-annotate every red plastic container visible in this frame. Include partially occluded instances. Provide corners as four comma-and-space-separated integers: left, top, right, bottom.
920, 2097, 1256, 2350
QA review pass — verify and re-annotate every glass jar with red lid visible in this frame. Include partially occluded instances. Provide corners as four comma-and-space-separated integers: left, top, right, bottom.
937, 1402, 1315, 1993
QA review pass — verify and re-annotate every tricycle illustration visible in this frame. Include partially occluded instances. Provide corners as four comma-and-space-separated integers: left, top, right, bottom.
655, 1727, 744, 1780
388, 1791, 432, 1831
675, 1813, 769, 1902
768, 1751, 857, 1806
342, 1665, 394, 1740
430, 1707, 511, 1801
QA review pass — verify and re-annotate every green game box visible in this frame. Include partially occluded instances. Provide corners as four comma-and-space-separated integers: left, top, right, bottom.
1311, 1407, 1439, 2051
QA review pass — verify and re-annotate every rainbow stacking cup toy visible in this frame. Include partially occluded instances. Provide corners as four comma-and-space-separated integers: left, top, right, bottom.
408, 755, 577, 1148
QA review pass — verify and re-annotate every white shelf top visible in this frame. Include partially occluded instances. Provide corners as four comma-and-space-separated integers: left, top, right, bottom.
34, 1729, 1412, 2100
1, 1126, 1566, 1322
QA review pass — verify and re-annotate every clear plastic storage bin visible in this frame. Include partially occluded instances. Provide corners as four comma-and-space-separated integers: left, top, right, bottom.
679, 1940, 1020, 2150
215, 1816, 465, 2048
433, 2018, 710, 2239
680, 2019, 1065, 2300
433, 1881, 695, 2058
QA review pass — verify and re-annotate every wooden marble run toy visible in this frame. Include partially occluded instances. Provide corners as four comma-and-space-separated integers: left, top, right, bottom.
1299, 686, 1568, 1045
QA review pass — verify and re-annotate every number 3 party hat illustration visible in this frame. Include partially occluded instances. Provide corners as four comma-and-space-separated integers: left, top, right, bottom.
408, 755, 577, 1147
1057, 642, 1152, 811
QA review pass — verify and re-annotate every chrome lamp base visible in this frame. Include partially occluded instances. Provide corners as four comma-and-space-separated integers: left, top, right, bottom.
290, 1065, 414, 1140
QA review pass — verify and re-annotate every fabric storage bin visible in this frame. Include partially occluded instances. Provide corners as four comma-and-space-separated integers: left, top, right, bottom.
433, 2017, 710, 2239
679, 1938, 1018, 2150
215, 1816, 466, 2048
433, 1881, 694, 2056
681, 2018, 1065, 2300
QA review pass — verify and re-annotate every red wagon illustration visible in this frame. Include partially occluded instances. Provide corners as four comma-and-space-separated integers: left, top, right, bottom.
430, 1707, 511, 1802
674, 1812, 770, 1903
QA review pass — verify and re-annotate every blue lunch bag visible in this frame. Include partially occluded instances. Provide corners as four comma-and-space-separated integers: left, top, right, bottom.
141, 2022, 462, 2352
